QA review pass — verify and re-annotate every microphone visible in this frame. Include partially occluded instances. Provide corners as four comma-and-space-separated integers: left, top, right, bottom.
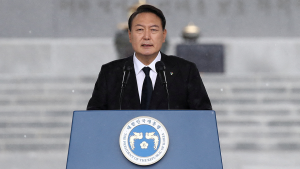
119, 61, 133, 110
155, 61, 170, 110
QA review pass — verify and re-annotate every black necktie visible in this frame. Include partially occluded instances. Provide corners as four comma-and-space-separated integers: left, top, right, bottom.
141, 67, 153, 109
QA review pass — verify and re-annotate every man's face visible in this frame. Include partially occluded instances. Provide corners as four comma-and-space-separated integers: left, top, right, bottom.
128, 12, 167, 59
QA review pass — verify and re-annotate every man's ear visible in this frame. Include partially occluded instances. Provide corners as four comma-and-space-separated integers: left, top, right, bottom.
163, 29, 167, 42
128, 29, 132, 43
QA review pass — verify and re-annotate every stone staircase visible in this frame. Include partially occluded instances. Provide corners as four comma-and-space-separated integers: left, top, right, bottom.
0, 74, 299, 152
0, 76, 96, 151
204, 75, 300, 151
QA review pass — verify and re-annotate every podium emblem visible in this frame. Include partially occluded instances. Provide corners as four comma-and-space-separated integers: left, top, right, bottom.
119, 116, 169, 166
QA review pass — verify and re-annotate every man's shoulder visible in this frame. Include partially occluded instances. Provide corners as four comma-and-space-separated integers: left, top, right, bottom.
164, 55, 193, 63
102, 56, 132, 70
162, 53, 196, 68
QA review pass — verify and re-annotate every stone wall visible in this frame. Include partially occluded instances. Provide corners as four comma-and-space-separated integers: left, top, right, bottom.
1, 38, 300, 75
1, 0, 300, 38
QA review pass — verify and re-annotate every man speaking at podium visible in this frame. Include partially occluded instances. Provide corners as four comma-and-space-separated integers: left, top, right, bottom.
87, 4, 212, 110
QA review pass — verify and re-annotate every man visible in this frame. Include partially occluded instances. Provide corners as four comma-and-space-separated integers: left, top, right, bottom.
87, 4, 212, 110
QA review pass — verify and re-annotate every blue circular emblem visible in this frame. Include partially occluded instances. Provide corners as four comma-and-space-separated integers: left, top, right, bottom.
119, 116, 169, 166
128, 125, 160, 157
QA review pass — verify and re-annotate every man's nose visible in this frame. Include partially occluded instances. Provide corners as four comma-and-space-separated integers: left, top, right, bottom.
143, 29, 151, 40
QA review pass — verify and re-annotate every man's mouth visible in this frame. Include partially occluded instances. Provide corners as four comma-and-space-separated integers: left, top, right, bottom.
141, 44, 153, 47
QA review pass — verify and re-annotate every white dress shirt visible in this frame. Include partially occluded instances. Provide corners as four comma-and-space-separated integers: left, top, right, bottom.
133, 52, 161, 102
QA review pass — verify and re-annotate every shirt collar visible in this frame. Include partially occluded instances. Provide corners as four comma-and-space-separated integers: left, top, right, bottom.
133, 52, 161, 75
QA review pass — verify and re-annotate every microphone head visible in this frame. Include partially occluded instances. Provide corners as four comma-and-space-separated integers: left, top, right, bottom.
155, 61, 166, 72
123, 61, 133, 71
126, 65, 133, 71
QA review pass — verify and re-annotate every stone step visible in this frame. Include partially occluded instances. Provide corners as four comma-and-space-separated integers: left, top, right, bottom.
1, 75, 299, 84
0, 139, 69, 151
201, 74, 300, 83
220, 141, 300, 151
0, 76, 96, 83
0, 133, 70, 140
1, 94, 299, 104
3, 88, 300, 97
0, 111, 73, 117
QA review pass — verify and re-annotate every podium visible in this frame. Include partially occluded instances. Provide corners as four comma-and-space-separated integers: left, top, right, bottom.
66, 110, 223, 169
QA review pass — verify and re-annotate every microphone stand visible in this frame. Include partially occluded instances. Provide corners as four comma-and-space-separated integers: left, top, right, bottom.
119, 62, 131, 110
161, 71, 170, 110
156, 61, 170, 110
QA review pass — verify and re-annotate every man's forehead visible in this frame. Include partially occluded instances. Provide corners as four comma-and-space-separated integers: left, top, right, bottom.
134, 24, 160, 28
130, 12, 164, 30
133, 13, 161, 22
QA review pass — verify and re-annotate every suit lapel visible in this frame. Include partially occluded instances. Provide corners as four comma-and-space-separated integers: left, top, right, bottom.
162, 54, 178, 90
149, 74, 165, 109
149, 53, 179, 109
122, 56, 141, 109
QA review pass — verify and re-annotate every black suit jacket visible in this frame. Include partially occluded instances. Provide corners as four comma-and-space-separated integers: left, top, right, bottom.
87, 53, 212, 110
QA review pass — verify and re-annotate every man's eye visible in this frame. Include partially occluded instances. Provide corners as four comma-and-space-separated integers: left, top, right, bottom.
137, 29, 143, 31
151, 29, 158, 31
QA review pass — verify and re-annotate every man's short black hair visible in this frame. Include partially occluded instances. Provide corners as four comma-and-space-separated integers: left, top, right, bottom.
128, 4, 166, 31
